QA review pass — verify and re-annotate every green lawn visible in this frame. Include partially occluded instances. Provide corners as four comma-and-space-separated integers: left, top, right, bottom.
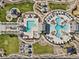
0, 35, 20, 55
0, 2, 34, 22
49, 3, 68, 10
33, 42, 54, 54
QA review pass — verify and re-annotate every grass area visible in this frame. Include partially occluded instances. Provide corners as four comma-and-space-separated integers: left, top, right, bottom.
0, 2, 34, 22
49, 3, 68, 10
0, 35, 20, 55
33, 42, 54, 54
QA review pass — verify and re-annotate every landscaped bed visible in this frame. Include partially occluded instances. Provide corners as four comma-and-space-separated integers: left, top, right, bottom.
0, 35, 20, 55
0, 2, 34, 22
33, 42, 54, 55
49, 3, 68, 10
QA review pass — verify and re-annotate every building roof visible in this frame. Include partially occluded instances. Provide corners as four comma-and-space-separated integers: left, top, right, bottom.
45, 22, 50, 34
67, 47, 77, 55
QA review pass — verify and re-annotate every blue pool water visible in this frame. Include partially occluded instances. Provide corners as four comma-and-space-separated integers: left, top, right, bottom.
55, 16, 62, 24
55, 24, 62, 31
55, 16, 68, 38
26, 18, 36, 32
55, 24, 62, 38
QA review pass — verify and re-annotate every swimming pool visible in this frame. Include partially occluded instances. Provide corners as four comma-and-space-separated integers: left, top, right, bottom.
55, 16, 62, 38
44, 10, 72, 44
55, 24, 62, 38
55, 16, 69, 38
26, 18, 36, 32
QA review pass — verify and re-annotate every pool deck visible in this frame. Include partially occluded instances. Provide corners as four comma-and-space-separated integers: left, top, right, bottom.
22, 14, 40, 38
44, 10, 73, 44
